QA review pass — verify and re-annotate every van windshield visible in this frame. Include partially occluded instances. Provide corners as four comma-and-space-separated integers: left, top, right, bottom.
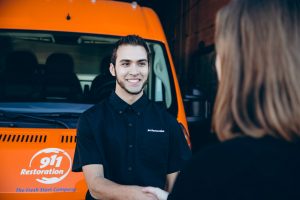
0, 31, 176, 114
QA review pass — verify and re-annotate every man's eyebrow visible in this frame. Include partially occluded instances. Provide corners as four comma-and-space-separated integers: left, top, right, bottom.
138, 59, 148, 62
119, 59, 148, 62
119, 59, 131, 62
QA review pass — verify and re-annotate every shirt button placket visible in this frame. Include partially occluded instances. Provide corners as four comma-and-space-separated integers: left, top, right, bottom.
127, 120, 134, 174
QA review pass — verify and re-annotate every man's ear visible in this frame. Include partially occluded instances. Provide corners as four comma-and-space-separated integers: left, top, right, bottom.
109, 63, 116, 76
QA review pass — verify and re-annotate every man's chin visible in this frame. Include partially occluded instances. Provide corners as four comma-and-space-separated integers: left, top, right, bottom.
126, 89, 143, 95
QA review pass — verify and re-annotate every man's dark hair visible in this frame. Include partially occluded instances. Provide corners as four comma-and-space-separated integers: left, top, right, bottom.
110, 35, 150, 65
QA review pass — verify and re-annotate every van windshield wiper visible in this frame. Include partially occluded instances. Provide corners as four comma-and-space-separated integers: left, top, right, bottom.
0, 110, 70, 129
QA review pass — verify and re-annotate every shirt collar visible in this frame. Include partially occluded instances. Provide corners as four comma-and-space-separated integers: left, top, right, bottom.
109, 92, 149, 114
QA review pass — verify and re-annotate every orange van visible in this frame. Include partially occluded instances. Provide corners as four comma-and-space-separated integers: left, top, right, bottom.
0, 0, 190, 199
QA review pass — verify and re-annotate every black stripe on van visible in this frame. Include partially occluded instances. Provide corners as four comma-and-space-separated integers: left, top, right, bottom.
60, 135, 76, 143
0, 133, 47, 143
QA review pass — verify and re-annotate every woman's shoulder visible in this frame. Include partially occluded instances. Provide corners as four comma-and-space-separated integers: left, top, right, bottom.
192, 136, 256, 160
169, 136, 300, 200
196, 135, 297, 156
188, 135, 300, 175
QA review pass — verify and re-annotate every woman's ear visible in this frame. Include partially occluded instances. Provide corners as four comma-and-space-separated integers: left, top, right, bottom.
109, 63, 116, 76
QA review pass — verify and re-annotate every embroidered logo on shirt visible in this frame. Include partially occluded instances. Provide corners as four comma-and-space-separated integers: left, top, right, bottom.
147, 129, 165, 133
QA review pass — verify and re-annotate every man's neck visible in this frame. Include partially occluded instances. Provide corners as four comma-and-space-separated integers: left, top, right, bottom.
115, 89, 143, 105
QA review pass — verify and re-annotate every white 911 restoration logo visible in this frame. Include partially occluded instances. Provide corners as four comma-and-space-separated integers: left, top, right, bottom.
20, 148, 72, 184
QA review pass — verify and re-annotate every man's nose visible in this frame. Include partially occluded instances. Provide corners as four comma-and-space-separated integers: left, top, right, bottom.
129, 63, 139, 75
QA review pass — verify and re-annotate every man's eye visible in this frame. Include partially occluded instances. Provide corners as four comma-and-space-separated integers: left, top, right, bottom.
139, 62, 147, 67
121, 63, 130, 67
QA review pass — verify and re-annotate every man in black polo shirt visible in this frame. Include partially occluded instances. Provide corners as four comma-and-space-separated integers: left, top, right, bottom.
72, 35, 191, 200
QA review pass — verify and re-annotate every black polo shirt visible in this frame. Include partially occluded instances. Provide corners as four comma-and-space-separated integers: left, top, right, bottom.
72, 92, 191, 194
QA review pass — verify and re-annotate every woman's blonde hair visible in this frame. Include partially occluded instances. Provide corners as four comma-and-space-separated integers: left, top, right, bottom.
213, 0, 300, 141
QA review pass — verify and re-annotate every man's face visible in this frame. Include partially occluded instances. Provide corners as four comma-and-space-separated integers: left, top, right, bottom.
110, 45, 149, 97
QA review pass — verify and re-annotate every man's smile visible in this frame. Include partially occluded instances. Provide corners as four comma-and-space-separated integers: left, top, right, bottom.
126, 78, 142, 85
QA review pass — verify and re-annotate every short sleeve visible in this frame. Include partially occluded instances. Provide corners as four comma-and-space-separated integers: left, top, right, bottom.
167, 118, 192, 174
72, 113, 104, 172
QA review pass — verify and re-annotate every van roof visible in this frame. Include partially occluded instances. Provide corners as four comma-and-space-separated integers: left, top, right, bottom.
0, 0, 167, 42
